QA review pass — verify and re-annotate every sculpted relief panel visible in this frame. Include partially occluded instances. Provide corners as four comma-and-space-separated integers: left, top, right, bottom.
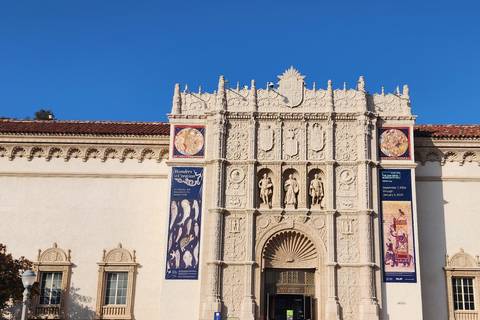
335, 122, 358, 161
338, 267, 360, 320
221, 265, 244, 319
226, 122, 249, 160
337, 217, 360, 263
283, 124, 300, 161
223, 216, 246, 261
308, 123, 326, 161
336, 166, 358, 210
225, 165, 248, 209
258, 123, 276, 160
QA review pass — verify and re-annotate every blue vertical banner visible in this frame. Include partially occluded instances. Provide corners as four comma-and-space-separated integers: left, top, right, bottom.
166, 167, 203, 280
380, 169, 417, 283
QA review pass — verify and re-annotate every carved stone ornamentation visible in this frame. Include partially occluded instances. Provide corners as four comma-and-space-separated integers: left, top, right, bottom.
337, 218, 360, 263
284, 124, 300, 160
223, 216, 246, 261
258, 123, 275, 160
338, 267, 360, 320
277, 66, 305, 108
221, 265, 244, 319
263, 230, 317, 268
226, 122, 249, 160
336, 166, 357, 210
335, 122, 358, 161
226, 165, 247, 208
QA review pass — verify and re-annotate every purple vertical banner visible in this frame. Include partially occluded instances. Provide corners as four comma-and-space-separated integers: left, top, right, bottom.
380, 169, 417, 283
166, 167, 203, 280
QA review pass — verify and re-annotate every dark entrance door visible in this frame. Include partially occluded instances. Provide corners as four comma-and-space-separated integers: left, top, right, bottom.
266, 294, 314, 320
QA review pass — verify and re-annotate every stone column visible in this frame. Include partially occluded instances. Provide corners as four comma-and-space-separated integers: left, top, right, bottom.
326, 210, 340, 320
241, 209, 256, 320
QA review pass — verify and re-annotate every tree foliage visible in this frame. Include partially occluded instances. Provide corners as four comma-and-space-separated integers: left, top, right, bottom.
34, 109, 55, 120
0, 244, 33, 311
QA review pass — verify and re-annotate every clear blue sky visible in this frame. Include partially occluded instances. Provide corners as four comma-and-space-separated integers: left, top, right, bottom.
1, 1, 479, 124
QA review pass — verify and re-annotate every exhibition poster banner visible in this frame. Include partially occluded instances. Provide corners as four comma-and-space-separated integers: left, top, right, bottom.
380, 169, 417, 283
379, 127, 410, 160
172, 125, 205, 158
165, 167, 203, 280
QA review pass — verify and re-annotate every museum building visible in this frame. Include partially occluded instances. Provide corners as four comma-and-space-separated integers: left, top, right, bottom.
1, 68, 480, 320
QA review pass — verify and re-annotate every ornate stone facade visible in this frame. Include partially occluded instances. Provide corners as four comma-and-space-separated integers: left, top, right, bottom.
169, 67, 419, 320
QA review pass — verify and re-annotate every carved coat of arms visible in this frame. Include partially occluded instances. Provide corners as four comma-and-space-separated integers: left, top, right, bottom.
310, 123, 324, 151
278, 66, 306, 108
259, 124, 274, 152
285, 127, 298, 156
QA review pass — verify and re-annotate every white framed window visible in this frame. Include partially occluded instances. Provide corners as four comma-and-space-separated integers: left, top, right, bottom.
39, 272, 63, 305
95, 243, 137, 320
105, 273, 128, 305
445, 248, 480, 320
452, 277, 475, 311
32, 243, 72, 319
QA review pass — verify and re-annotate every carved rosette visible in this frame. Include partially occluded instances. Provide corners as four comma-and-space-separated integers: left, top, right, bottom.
336, 166, 358, 210
223, 216, 246, 261
225, 165, 248, 208
226, 122, 249, 160
337, 267, 360, 320
335, 122, 358, 161
221, 265, 244, 319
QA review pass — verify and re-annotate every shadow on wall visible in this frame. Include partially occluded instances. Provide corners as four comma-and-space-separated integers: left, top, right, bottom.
415, 153, 448, 319
67, 284, 94, 320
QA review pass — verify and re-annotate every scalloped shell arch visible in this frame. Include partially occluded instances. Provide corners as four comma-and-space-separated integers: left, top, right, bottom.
263, 230, 318, 268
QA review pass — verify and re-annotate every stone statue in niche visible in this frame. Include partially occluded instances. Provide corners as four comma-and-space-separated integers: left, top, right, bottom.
258, 173, 273, 208
310, 174, 324, 207
284, 174, 299, 208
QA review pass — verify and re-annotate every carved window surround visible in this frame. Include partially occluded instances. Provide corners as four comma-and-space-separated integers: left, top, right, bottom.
32, 243, 72, 320
95, 244, 137, 320
445, 248, 480, 320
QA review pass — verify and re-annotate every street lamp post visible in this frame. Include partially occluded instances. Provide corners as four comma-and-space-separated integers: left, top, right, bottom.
21, 269, 36, 320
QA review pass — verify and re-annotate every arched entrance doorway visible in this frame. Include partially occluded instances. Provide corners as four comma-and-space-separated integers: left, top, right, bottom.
262, 230, 319, 320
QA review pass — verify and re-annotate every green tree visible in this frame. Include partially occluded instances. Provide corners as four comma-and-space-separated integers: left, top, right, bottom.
0, 244, 34, 311
34, 109, 55, 120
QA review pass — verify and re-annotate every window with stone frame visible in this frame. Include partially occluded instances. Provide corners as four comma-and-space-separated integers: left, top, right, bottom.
445, 248, 480, 320
32, 243, 72, 319
95, 243, 137, 320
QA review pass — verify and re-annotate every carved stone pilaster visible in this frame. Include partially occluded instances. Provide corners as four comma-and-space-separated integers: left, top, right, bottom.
242, 210, 256, 320
201, 208, 224, 320
326, 210, 340, 320
358, 211, 379, 319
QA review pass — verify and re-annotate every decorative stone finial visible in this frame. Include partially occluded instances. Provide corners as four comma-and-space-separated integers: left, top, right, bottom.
172, 83, 181, 114
403, 84, 410, 99
217, 76, 227, 110
381, 87, 385, 95
37, 249, 41, 261
199, 86, 202, 94
327, 80, 332, 91
343, 82, 347, 91
67, 249, 71, 262
118, 243, 123, 248
250, 79, 257, 111
358, 76, 365, 92
313, 82, 316, 90
133, 250, 137, 263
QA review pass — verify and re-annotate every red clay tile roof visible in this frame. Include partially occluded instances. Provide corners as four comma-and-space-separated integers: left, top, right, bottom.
414, 124, 480, 139
0, 119, 170, 136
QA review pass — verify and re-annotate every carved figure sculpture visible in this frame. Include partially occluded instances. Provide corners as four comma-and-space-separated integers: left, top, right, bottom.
309, 174, 324, 205
258, 173, 273, 206
284, 174, 299, 205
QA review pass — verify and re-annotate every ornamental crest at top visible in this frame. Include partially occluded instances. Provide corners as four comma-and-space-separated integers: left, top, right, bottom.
169, 67, 412, 117
277, 66, 306, 107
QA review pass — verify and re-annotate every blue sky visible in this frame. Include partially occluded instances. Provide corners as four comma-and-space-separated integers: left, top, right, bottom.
1, 1, 479, 124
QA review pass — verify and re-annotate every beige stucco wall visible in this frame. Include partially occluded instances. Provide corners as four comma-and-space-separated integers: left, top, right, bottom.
416, 159, 480, 319
0, 152, 201, 320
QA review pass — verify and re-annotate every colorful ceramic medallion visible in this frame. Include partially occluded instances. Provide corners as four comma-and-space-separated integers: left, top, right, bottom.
173, 126, 205, 157
379, 128, 409, 159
